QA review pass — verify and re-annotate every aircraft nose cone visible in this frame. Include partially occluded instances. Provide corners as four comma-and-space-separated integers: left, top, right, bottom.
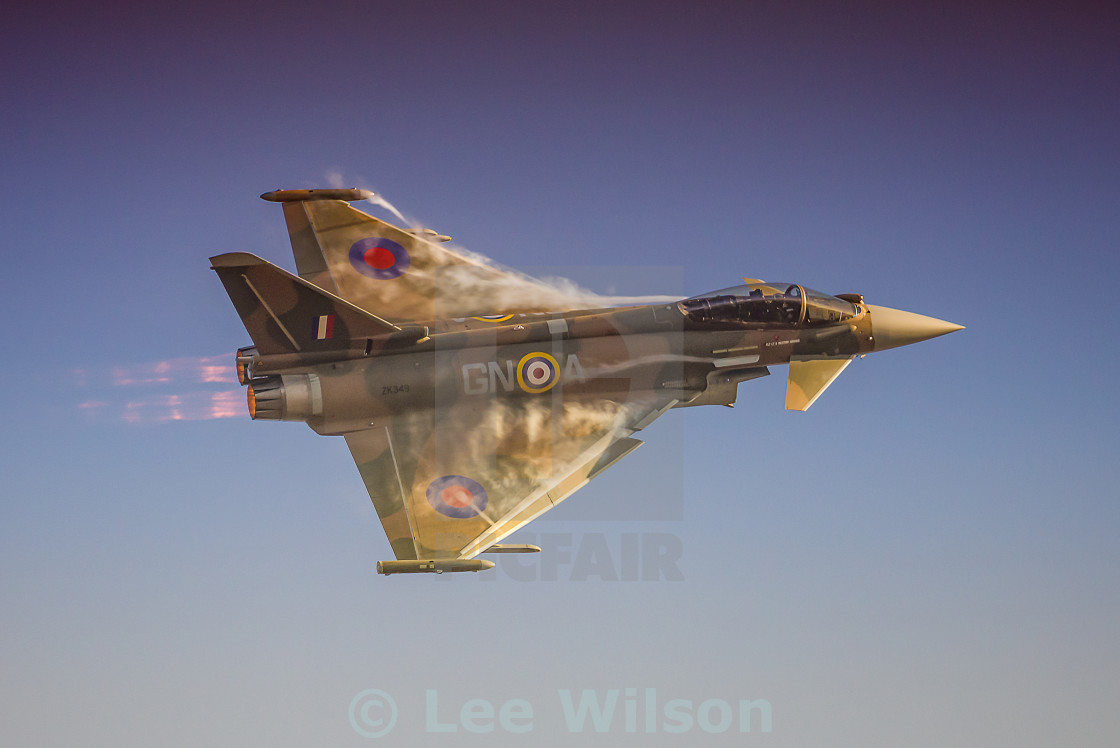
866, 304, 964, 351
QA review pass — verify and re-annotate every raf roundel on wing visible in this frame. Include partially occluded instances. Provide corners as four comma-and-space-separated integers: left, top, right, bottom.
426, 475, 489, 519
348, 237, 410, 280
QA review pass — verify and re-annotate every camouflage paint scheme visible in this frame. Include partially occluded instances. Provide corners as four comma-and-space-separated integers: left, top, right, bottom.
212, 189, 963, 574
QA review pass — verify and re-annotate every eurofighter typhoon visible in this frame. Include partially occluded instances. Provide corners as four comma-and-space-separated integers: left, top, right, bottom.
212, 189, 963, 576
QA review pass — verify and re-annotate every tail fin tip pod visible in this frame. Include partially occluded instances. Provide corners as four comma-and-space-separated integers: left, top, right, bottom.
209, 252, 404, 357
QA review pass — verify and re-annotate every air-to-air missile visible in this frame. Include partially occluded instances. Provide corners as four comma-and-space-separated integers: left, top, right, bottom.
212, 189, 963, 575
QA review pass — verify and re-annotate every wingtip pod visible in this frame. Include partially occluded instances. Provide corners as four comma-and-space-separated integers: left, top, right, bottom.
261, 188, 375, 202
376, 559, 496, 575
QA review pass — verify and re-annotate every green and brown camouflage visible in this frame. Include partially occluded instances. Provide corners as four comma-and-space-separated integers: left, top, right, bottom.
211, 189, 963, 574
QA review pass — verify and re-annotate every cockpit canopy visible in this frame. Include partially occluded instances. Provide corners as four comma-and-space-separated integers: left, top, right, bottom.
679, 283, 861, 327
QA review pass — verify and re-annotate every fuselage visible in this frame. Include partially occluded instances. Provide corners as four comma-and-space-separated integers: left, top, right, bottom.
241, 282, 892, 434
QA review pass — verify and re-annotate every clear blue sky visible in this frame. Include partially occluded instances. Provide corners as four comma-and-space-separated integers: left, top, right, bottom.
3, 2, 1118, 745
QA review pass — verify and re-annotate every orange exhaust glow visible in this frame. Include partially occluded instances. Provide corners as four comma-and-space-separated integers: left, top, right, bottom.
247, 385, 256, 419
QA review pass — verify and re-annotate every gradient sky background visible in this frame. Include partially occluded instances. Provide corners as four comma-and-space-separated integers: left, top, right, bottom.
3, 1, 1118, 745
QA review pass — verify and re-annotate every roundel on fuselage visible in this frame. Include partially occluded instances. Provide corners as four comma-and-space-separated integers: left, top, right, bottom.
516, 352, 559, 394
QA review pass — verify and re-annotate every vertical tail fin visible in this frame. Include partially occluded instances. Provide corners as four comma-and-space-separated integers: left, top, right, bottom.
210, 252, 403, 356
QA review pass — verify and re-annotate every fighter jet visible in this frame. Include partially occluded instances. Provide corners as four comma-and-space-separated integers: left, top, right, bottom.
212, 188, 963, 575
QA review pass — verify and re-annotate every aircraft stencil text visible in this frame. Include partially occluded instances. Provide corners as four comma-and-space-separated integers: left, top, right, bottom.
462, 354, 586, 395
